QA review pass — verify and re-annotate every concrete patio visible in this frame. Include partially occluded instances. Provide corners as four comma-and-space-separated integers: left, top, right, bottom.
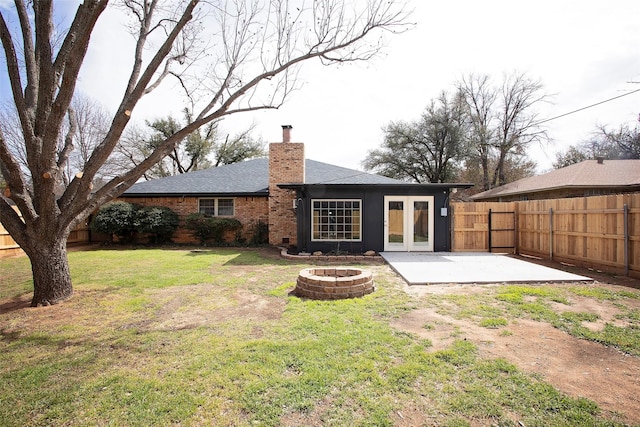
380, 252, 593, 285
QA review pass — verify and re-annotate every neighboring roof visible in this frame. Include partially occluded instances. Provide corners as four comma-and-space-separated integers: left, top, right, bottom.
471, 159, 640, 200
123, 158, 412, 196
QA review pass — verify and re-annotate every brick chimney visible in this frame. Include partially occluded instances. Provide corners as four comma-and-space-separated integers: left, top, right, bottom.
268, 125, 304, 246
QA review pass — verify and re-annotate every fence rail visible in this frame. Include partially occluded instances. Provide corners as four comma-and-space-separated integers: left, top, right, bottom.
451, 193, 640, 278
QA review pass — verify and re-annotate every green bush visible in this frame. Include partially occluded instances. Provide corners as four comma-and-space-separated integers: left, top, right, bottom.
134, 206, 179, 244
92, 202, 179, 244
91, 201, 137, 243
184, 213, 242, 245
184, 213, 213, 245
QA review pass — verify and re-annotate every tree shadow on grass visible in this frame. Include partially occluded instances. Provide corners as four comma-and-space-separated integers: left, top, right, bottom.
0, 294, 31, 314
222, 250, 291, 266
186, 247, 290, 266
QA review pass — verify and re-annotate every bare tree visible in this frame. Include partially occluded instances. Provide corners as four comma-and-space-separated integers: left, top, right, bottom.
457, 73, 497, 191
458, 72, 548, 190
0, 104, 29, 172
598, 121, 640, 159
1, 94, 113, 185
493, 72, 549, 187
63, 94, 115, 185
0, 0, 411, 306
553, 118, 640, 168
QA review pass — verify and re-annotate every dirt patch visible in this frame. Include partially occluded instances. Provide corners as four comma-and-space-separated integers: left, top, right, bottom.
0, 285, 287, 335
392, 282, 640, 425
512, 254, 640, 290
149, 285, 286, 332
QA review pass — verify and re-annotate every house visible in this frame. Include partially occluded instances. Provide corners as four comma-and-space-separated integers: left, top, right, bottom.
121, 126, 472, 253
470, 159, 640, 202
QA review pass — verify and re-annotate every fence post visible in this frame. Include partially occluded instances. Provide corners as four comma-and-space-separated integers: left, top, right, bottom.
450, 204, 455, 252
549, 207, 554, 260
488, 208, 492, 253
511, 211, 516, 255
624, 204, 629, 276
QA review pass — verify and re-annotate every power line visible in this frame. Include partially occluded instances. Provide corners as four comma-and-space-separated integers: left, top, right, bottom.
536, 87, 640, 125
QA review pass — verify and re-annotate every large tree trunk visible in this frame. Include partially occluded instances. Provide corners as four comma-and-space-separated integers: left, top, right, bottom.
492, 150, 507, 188
25, 238, 73, 307
481, 154, 490, 191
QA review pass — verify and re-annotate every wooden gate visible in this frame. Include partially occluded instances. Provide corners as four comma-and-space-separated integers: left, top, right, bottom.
488, 209, 516, 253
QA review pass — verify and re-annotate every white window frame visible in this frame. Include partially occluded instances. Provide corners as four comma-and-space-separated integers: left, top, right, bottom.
198, 198, 235, 216
311, 199, 362, 242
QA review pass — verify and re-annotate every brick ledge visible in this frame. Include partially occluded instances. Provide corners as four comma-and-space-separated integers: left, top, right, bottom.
279, 247, 383, 263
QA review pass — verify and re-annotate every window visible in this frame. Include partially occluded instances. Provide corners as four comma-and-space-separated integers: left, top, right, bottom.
198, 198, 234, 216
217, 199, 234, 216
199, 199, 215, 215
312, 199, 361, 241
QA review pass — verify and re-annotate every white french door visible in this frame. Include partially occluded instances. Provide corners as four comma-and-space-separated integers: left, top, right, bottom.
383, 196, 434, 252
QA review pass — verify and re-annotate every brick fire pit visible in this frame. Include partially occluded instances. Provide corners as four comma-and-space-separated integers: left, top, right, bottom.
293, 267, 374, 300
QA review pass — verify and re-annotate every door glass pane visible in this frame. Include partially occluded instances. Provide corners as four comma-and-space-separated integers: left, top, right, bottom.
388, 201, 404, 243
413, 201, 430, 244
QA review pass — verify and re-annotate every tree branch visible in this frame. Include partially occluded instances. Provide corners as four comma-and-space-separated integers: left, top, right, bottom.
0, 11, 31, 138
42, 0, 109, 162
60, 0, 199, 217
0, 131, 37, 223
57, 108, 78, 173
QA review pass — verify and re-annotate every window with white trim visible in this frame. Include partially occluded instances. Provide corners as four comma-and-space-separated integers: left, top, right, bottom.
198, 198, 234, 216
312, 199, 361, 241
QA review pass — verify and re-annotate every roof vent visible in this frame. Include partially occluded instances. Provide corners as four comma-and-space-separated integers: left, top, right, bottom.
596, 156, 604, 164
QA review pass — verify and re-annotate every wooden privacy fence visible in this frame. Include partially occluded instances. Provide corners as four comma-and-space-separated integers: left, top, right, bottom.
0, 207, 90, 258
451, 193, 640, 278
451, 201, 517, 253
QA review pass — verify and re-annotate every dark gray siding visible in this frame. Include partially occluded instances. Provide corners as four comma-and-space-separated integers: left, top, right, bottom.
294, 184, 453, 254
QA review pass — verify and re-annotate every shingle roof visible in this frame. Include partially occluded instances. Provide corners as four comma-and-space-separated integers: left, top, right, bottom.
471, 159, 640, 200
123, 157, 407, 196
304, 160, 404, 185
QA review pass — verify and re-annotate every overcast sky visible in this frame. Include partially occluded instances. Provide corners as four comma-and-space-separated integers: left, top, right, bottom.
2, 0, 640, 174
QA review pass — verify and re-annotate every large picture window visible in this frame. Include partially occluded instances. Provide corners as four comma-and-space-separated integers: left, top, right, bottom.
198, 198, 234, 216
312, 199, 361, 241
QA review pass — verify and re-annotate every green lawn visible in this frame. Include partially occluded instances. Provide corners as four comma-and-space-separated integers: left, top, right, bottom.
0, 248, 638, 426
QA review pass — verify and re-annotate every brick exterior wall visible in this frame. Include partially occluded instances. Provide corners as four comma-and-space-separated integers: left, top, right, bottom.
119, 195, 268, 244
116, 126, 305, 246
268, 138, 304, 246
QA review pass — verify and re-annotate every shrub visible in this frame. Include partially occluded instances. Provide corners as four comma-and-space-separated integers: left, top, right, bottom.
184, 213, 214, 245
250, 220, 269, 245
184, 213, 243, 245
213, 218, 243, 244
91, 201, 137, 243
234, 228, 246, 245
134, 206, 179, 244
92, 202, 179, 244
